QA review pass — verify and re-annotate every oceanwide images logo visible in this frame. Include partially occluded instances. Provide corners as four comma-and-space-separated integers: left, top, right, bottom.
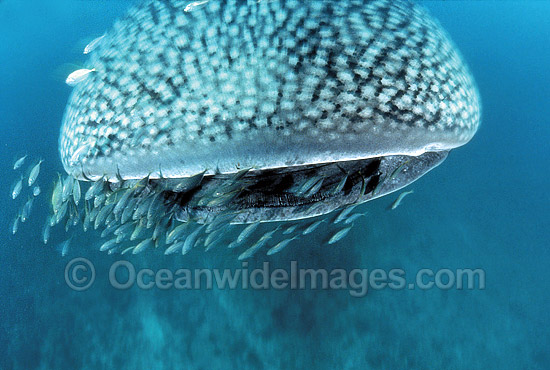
65, 259, 485, 297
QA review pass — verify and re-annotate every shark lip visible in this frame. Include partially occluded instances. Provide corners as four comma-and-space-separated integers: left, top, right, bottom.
59, 0, 480, 183
69, 134, 460, 182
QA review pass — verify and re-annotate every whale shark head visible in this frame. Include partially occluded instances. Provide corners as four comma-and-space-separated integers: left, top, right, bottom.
58, 0, 480, 225
60, 0, 479, 177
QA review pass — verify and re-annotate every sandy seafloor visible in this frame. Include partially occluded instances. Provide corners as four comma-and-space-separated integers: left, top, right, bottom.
0, 1, 549, 369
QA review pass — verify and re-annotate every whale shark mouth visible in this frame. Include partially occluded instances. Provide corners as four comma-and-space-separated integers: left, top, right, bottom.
127, 151, 448, 224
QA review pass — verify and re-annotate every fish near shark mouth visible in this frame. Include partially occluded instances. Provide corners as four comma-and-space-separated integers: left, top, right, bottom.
134, 151, 449, 224
35, 150, 444, 257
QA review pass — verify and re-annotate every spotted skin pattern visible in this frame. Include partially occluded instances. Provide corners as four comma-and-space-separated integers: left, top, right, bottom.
60, 0, 480, 181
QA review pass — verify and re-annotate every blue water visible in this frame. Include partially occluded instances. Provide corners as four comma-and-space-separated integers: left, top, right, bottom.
1, 1, 549, 369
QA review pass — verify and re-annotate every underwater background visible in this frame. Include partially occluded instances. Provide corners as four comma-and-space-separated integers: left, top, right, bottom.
0, 1, 549, 369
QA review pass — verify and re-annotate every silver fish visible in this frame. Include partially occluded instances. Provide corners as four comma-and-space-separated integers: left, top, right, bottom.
57, 238, 72, 257
343, 213, 365, 225
82, 211, 91, 231
107, 247, 120, 255
27, 160, 43, 187
21, 197, 34, 223
238, 237, 270, 260
42, 218, 51, 244
121, 246, 135, 255
304, 178, 324, 198
152, 219, 167, 241
69, 202, 80, 226
113, 188, 133, 216
133, 238, 153, 254
115, 233, 126, 244
101, 223, 117, 238
65, 216, 72, 232
61, 175, 75, 202
184, 0, 210, 13
11, 177, 23, 199
146, 215, 156, 230
52, 175, 63, 213
146, 192, 162, 221
390, 190, 414, 210
121, 197, 138, 224
172, 170, 207, 192
104, 189, 120, 207
72, 179, 81, 206
302, 219, 326, 235
94, 203, 115, 229
205, 213, 236, 234
133, 196, 153, 221
56, 201, 69, 225
238, 228, 279, 260
88, 205, 99, 223
388, 160, 412, 183
94, 192, 106, 208
267, 236, 298, 256
32, 186, 41, 197
66, 68, 96, 86
332, 174, 349, 195
165, 240, 185, 255
206, 191, 240, 208
130, 222, 143, 241
236, 222, 261, 244
85, 178, 104, 201
210, 181, 242, 199
11, 215, 20, 235
228, 240, 240, 249
327, 226, 353, 245
49, 213, 57, 227
83, 35, 105, 54
334, 205, 358, 224
282, 224, 299, 235
13, 155, 27, 170
228, 168, 252, 183
293, 176, 323, 197
204, 226, 226, 249
114, 222, 135, 237
99, 238, 118, 252
61, 175, 74, 202
358, 176, 368, 200
182, 225, 204, 255
166, 222, 188, 244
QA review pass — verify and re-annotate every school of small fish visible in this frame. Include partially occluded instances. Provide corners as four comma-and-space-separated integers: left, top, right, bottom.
10, 156, 43, 235
9, 153, 367, 258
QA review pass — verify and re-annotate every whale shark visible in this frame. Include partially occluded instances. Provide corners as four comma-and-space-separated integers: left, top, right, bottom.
40, 0, 480, 256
